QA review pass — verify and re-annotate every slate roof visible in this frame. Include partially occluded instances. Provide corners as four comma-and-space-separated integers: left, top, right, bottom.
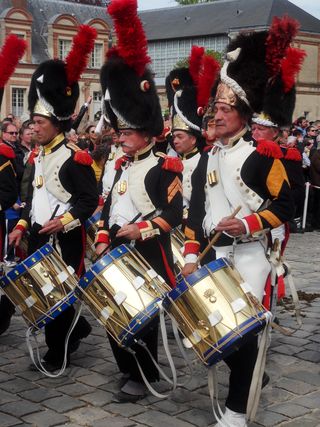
139, 0, 320, 41
0, 0, 111, 63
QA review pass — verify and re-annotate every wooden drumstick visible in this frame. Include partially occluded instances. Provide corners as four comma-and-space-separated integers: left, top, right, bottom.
197, 205, 242, 265
50, 204, 60, 220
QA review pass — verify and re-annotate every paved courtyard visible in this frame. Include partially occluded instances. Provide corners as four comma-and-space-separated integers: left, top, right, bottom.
0, 232, 320, 427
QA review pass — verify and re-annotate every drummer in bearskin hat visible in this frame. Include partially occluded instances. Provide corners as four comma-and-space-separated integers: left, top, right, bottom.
181, 17, 301, 426
166, 46, 219, 264
250, 43, 306, 245
167, 47, 219, 211
9, 26, 99, 372
95, 0, 183, 403
0, 35, 26, 335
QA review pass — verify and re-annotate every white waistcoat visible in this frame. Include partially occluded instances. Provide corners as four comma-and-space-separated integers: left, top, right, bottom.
182, 152, 200, 208
203, 138, 264, 236
128, 153, 157, 217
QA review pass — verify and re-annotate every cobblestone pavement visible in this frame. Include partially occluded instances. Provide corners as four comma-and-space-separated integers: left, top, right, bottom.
1, 232, 320, 427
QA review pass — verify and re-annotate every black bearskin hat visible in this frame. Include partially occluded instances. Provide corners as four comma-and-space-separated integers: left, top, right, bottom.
167, 46, 220, 139
28, 60, 80, 124
100, 0, 163, 137
212, 16, 305, 128
28, 25, 96, 131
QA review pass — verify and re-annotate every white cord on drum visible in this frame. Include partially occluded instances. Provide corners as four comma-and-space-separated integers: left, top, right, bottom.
26, 302, 82, 378
246, 311, 272, 422
208, 365, 229, 427
171, 318, 194, 384
129, 312, 178, 398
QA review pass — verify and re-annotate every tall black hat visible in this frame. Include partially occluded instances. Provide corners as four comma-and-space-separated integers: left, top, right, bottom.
212, 16, 305, 128
0, 35, 27, 109
28, 25, 97, 130
167, 46, 220, 137
100, 0, 163, 137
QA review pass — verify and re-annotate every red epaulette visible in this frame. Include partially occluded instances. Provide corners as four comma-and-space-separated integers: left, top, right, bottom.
0, 142, 15, 159
115, 155, 130, 170
158, 153, 184, 173
66, 142, 93, 166
285, 147, 302, 162
28, 148, 39, 165
256, 139, 283, 159
74, 149, 93, 166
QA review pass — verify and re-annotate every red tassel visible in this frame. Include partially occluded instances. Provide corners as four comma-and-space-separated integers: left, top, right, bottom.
28, 148, 39, 164
65, 25, 97, 85
0, 142, 15, 159
277, 275, 286, 300
107, 0, 150, 76
161, 156, 183, 173
189, 45, 204, 85
266, 15, 300, 79
285, 147, 302, 162
197, 54, 220, 109
74, 150, 93, 166
262, 273, 272, 311
114, 155, 127, 170
256, 139, 283, 159
0, 35, 27, 89
281, 47, 306, 93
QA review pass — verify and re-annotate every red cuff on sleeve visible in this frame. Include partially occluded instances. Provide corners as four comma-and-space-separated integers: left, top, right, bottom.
183, 241, 201, 256
98, 196, 104, 206
243, 213, 262, 234
15, 224, 27, 234
95, 231, 110, 245
137, 221, 150, 231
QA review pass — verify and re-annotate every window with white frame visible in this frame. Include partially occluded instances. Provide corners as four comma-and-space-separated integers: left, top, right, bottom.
93, 91, 102, 118
12, 88, 26, 117
90, 43, 103, 68
148, 36, 228, 78
58, 39, 72, 60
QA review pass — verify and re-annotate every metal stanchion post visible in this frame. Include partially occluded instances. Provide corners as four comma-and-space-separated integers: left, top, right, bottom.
302, 182, 311, 231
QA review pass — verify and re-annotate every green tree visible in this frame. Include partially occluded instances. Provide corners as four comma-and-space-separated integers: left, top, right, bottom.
175, 0, 216, 4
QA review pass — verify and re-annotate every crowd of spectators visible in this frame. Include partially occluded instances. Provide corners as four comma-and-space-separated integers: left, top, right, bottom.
280, 116, 320, 231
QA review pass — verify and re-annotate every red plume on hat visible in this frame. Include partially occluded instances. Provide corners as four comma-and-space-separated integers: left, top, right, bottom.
101, 0, 163, 137
107, 0, 150, 76
189, 46, 205, 86
262, 15, 306, 126
65, 25, 97, 86
266, 15, 300, 80
265, 15, 306, 93
0, 34, 27, 106
188, 46, 220, 111
197, 53, 220, 111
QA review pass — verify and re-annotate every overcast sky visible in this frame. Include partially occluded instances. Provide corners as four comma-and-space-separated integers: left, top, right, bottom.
137, 0, 320, 19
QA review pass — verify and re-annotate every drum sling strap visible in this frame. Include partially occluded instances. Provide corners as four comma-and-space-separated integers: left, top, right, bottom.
122, 305, 180, 398
26, 302, 82, 378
